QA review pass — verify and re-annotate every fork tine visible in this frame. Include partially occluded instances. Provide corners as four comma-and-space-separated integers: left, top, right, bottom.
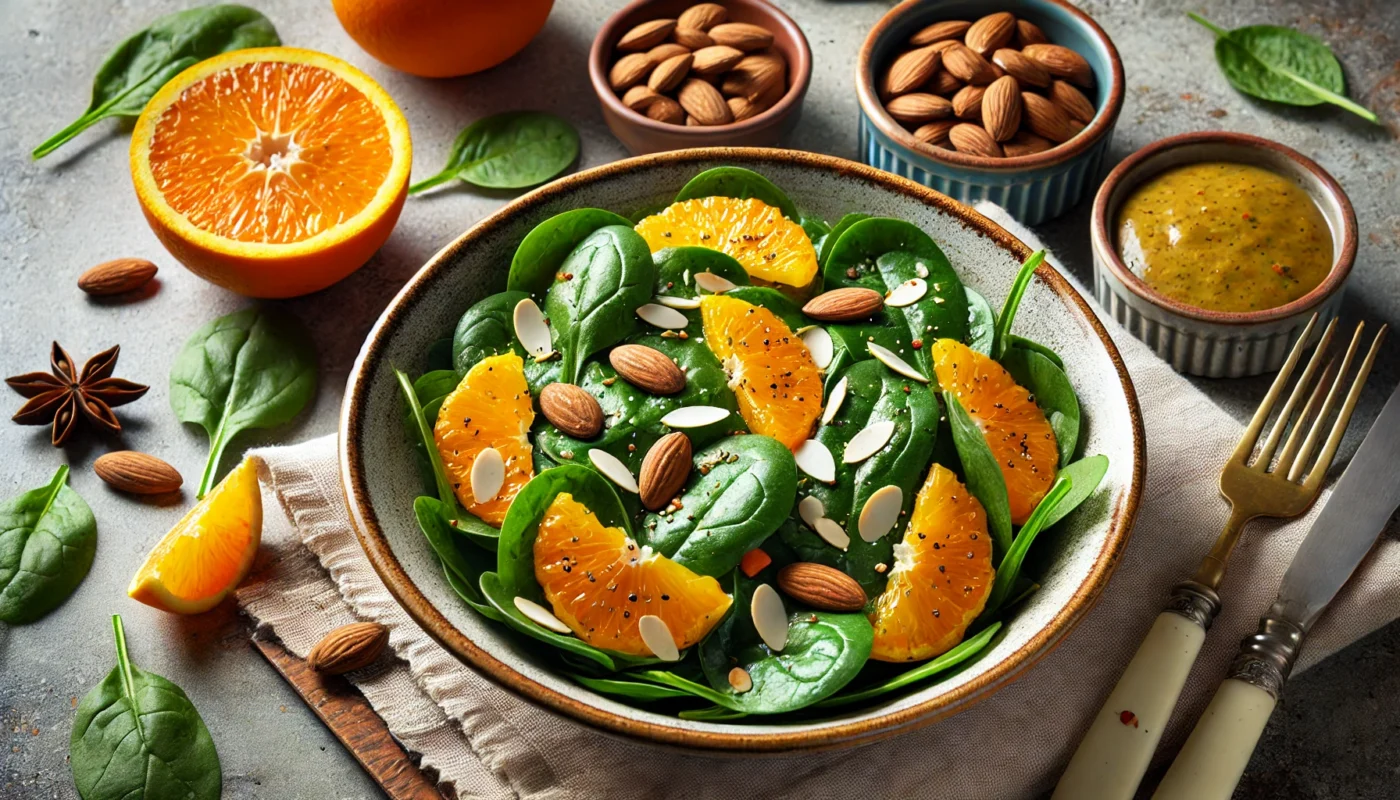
1230, 313, 1320, 465
1255, 317, 1337, 469
1274, 356, 1337, 478
1298, 324, 1386, 486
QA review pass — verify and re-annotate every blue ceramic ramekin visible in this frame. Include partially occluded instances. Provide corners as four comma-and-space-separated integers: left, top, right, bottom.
857, 0, 1124, 225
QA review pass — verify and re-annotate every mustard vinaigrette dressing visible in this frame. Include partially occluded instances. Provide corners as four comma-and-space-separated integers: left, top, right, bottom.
1115, 162, 1332, 313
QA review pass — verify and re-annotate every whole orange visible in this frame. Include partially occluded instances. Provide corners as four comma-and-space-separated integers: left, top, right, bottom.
331, 0, 555, 78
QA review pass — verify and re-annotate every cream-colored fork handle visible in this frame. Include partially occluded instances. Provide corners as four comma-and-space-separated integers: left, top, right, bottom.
1052, 611, 1207, 800
1152, 679, 1276, 800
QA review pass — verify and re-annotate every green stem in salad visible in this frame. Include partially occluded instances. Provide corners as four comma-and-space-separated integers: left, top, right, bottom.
992, 250, 1046, 361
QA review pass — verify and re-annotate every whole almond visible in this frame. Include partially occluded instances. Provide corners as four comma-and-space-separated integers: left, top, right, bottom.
1050, 79, 1097, 123
1003, 130, 1053, 157
685, 115, 702, 126
691, 44, 744, 76
802, 288, 884, 321
77, 258, 158, 296
610, 344, 687, 394
671, 26, 714, 49
951, 84, 986, 119
942, 44, 997, 86
309, 622, 389, 675
908, 19, 971, 46
981, 75, 1022, 142
622, 85, 663, 110
776, 563, 867, 612
93, 451, 182, 495
720, 52, 785, 102
709, 22, 773, 52
926, 69, 963, 96
638, 432, 692, 511
1022, 91, 1078, 142
677, 77, 732, 125
883, 46, 942, 97
646, 96, 686, 124
618, 19, 677, 51
728, 95, 762, 121
648, 52, 693, 92
1015, 19, 1050, 47
539, 383, 604, 438
1022, 44, 1093, 87
610, 53, 655, 91
913, 119, 957, 147
647, 42, 691, 62
752, 74, 787, 108
885, 92, 953, 124
679, 3, 726, 31
991, 48, 1051, 88
948, 122, 1004, 157
964, 12, 1016, 55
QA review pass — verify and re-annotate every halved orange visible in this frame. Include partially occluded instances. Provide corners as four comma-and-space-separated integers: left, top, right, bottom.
869, 463, 993, 662
434, 353, 534, 526
534, 494, 732, 656
931, 339, 1058, 524
634, 196, 819, 287
128, 457, 262, 614
130, 47, 411, 298
699, 294, 823, 450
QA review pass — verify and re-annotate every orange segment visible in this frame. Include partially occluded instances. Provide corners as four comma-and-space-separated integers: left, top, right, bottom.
931, 339, 1058, 524
700, 294, 823, 450
130, 47, 411, 298
128, 458, 262, 614
534, 494, 732, 656
634, 196, 818, 287
870, 464, 993, 662
434, 354, 534, 526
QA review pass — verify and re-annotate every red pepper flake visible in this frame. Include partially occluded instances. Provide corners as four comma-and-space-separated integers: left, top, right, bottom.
911, 338, 923, 349
1241, 213, 1252, 221
1271, 263, 1285, 276
1119, 710, 1139, 728
739, 548, 772, 577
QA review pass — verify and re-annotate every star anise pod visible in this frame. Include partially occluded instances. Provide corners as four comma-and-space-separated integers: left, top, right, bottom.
6, 342, 149, 446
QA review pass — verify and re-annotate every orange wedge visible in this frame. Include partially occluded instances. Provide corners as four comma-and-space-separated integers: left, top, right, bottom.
128, 458, 262, 614
634, 196, 819, 287
434, 353, 535, 526
130, 47, 411, 298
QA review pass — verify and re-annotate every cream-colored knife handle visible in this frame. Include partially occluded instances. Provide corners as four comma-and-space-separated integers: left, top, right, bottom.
1151, 678, 1276, 800
1053, 582, 1220, 800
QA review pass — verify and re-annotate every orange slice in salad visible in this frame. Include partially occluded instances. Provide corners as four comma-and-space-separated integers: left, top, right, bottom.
699, 294, 823, 450
931, 338, 1058, 524
434, 353, 534, 526
633, 196, 819, 287
869, 463, 993, 662
130, 47, 411, 298
534, 494, 732, 656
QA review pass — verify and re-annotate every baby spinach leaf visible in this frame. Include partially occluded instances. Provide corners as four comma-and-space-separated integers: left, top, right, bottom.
451, 291, 560, 387
985, 475, 1073, 615
679, 704, 749, 721
816, 621, 1002, 708
508, 209, 635, 298
170, 307, 317, 498
1040, 455, 1109, 532
71, 615, 221, 800
33, 4, 280, 159
478, 571, 616, 672
782, 360, 939, 596
1188, 13, 1378, 123
991, 250, 1045, 360
426, 338, 455, 372
1001, 347, 1080, 466
569, 673, 698, 702
723, 285, 809, 330
410, 111, 581, 193
415, 496, 500, 620
817, 213, 871, 266
640, 435, 798, 578
800, 214, 831, 245
944, 391, 1013, 557
673, 166, 800, 222
0, 466, 97, 625
965, 287, 996, 355
395, 368, 460, 517
1008, 335, 1064, 369
545, 226, 657, 384
652, 247, 749, 298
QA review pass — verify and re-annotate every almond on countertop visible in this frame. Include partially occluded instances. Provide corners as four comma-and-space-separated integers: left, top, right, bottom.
948, 122, 1004, 157
93, 451, 183, 495
981, 75, 1022, 142
309, 622, 389, 675
77, 258, 158, 296
618, 19, 676, 52
963, 12, 1016, 55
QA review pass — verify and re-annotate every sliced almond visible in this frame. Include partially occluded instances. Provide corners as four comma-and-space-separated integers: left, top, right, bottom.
982, 75, 1022, 142
844, 421, 895, 464
794, 439, 835, 483
657, 294, 702, 310
470, 447, 505, 503
949, 122, 1004, 157
883, 46, 942, 97
926, 69, 963, 96
693, 271, 737, 293
858, 485, 904, 543
951, 84, 985, 119
798, 495, 825, 528
814, 517, 850, 551
691, 44, 744, 76
636, 302, 690, 330
622, 85, 663, 111
638, 614, 681, 661
1016, 18, 1049, 47
1022, 91, 1079, 142
589, 448, 639, 493
992, 48, 1051, 88
610, 52, 656, 91
611, 344, 687, 394
514, 596, 572, 634
884, 278, 927, 307
802, 287, 883, 321
750, 583, 788, 651
648, 52, 693, 93
639, 432, 691, 511
913, 119, 957, 147
1050, 79, 1097, 123
539, 383, 604, 438
868, 342, 929, 383
821, 376, 848, 425
677, 78, 732, 125
909, 19, 971, 46
660, 405, 729, 428
671, 26, 715, 49
619, 19, 677, 51
679, 2, 727, 31
942, 45, 997, 86
645, 97, 686, 124
513, 298, 553, 358
964, 12, 1016, 55
885, 93, 952, 124
1004, 130, 1054, 157
798, 326, 833, 369
728, 667, 753, 693
1022, 43, 1093, 87
709, 22, 773, 52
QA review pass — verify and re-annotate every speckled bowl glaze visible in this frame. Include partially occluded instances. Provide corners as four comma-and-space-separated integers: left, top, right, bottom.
1091, 132, 1357, 378
857, 0, 1124, 225
340, 148, 1144, 753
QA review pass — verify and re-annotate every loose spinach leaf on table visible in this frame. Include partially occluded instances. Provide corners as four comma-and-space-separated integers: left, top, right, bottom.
965, 286, 996, 356
0, 466, 97, 625
817, 621, 1002, 708
545, 225, 657, 384
71, 615, 221, 800
943, 390, 1013, 557
652, 247, 750, 298
410, 111, 581, 193
33, 4, 280, 159
672, 166, 801, 222
1001, 347, 1081, 466
1188, 13, 1379, 123
451, 291, 561, 387
985, 475, 1073, 615
507, 209, 636, 298
170, 307, 316, 498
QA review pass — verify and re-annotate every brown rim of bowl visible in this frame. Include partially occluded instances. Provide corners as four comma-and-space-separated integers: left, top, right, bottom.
339, 147, 1145, 753
857, 0, 1125, 172
588, 0, 813, 135
1091, 130, 1358, 326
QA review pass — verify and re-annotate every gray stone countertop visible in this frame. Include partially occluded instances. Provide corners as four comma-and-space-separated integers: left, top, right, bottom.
2, 0, 1397, 797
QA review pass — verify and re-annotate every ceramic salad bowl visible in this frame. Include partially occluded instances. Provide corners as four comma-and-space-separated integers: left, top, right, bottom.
340, 147, 1143, 752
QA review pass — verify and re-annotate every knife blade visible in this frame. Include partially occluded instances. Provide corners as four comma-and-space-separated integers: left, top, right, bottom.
1272, 381, 1400, 631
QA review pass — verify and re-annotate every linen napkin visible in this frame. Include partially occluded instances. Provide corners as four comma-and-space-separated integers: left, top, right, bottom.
235, 210, 1400, 800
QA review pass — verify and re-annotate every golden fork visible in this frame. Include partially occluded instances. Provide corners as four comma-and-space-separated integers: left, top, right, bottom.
1054, 314, 1387, 800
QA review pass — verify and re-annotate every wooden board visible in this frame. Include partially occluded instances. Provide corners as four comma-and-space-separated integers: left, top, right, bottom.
253, 635, 444, 800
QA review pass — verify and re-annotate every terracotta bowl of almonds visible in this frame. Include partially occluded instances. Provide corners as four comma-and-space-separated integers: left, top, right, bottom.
858, 0, 1124, 224
589, 0, 812, 154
